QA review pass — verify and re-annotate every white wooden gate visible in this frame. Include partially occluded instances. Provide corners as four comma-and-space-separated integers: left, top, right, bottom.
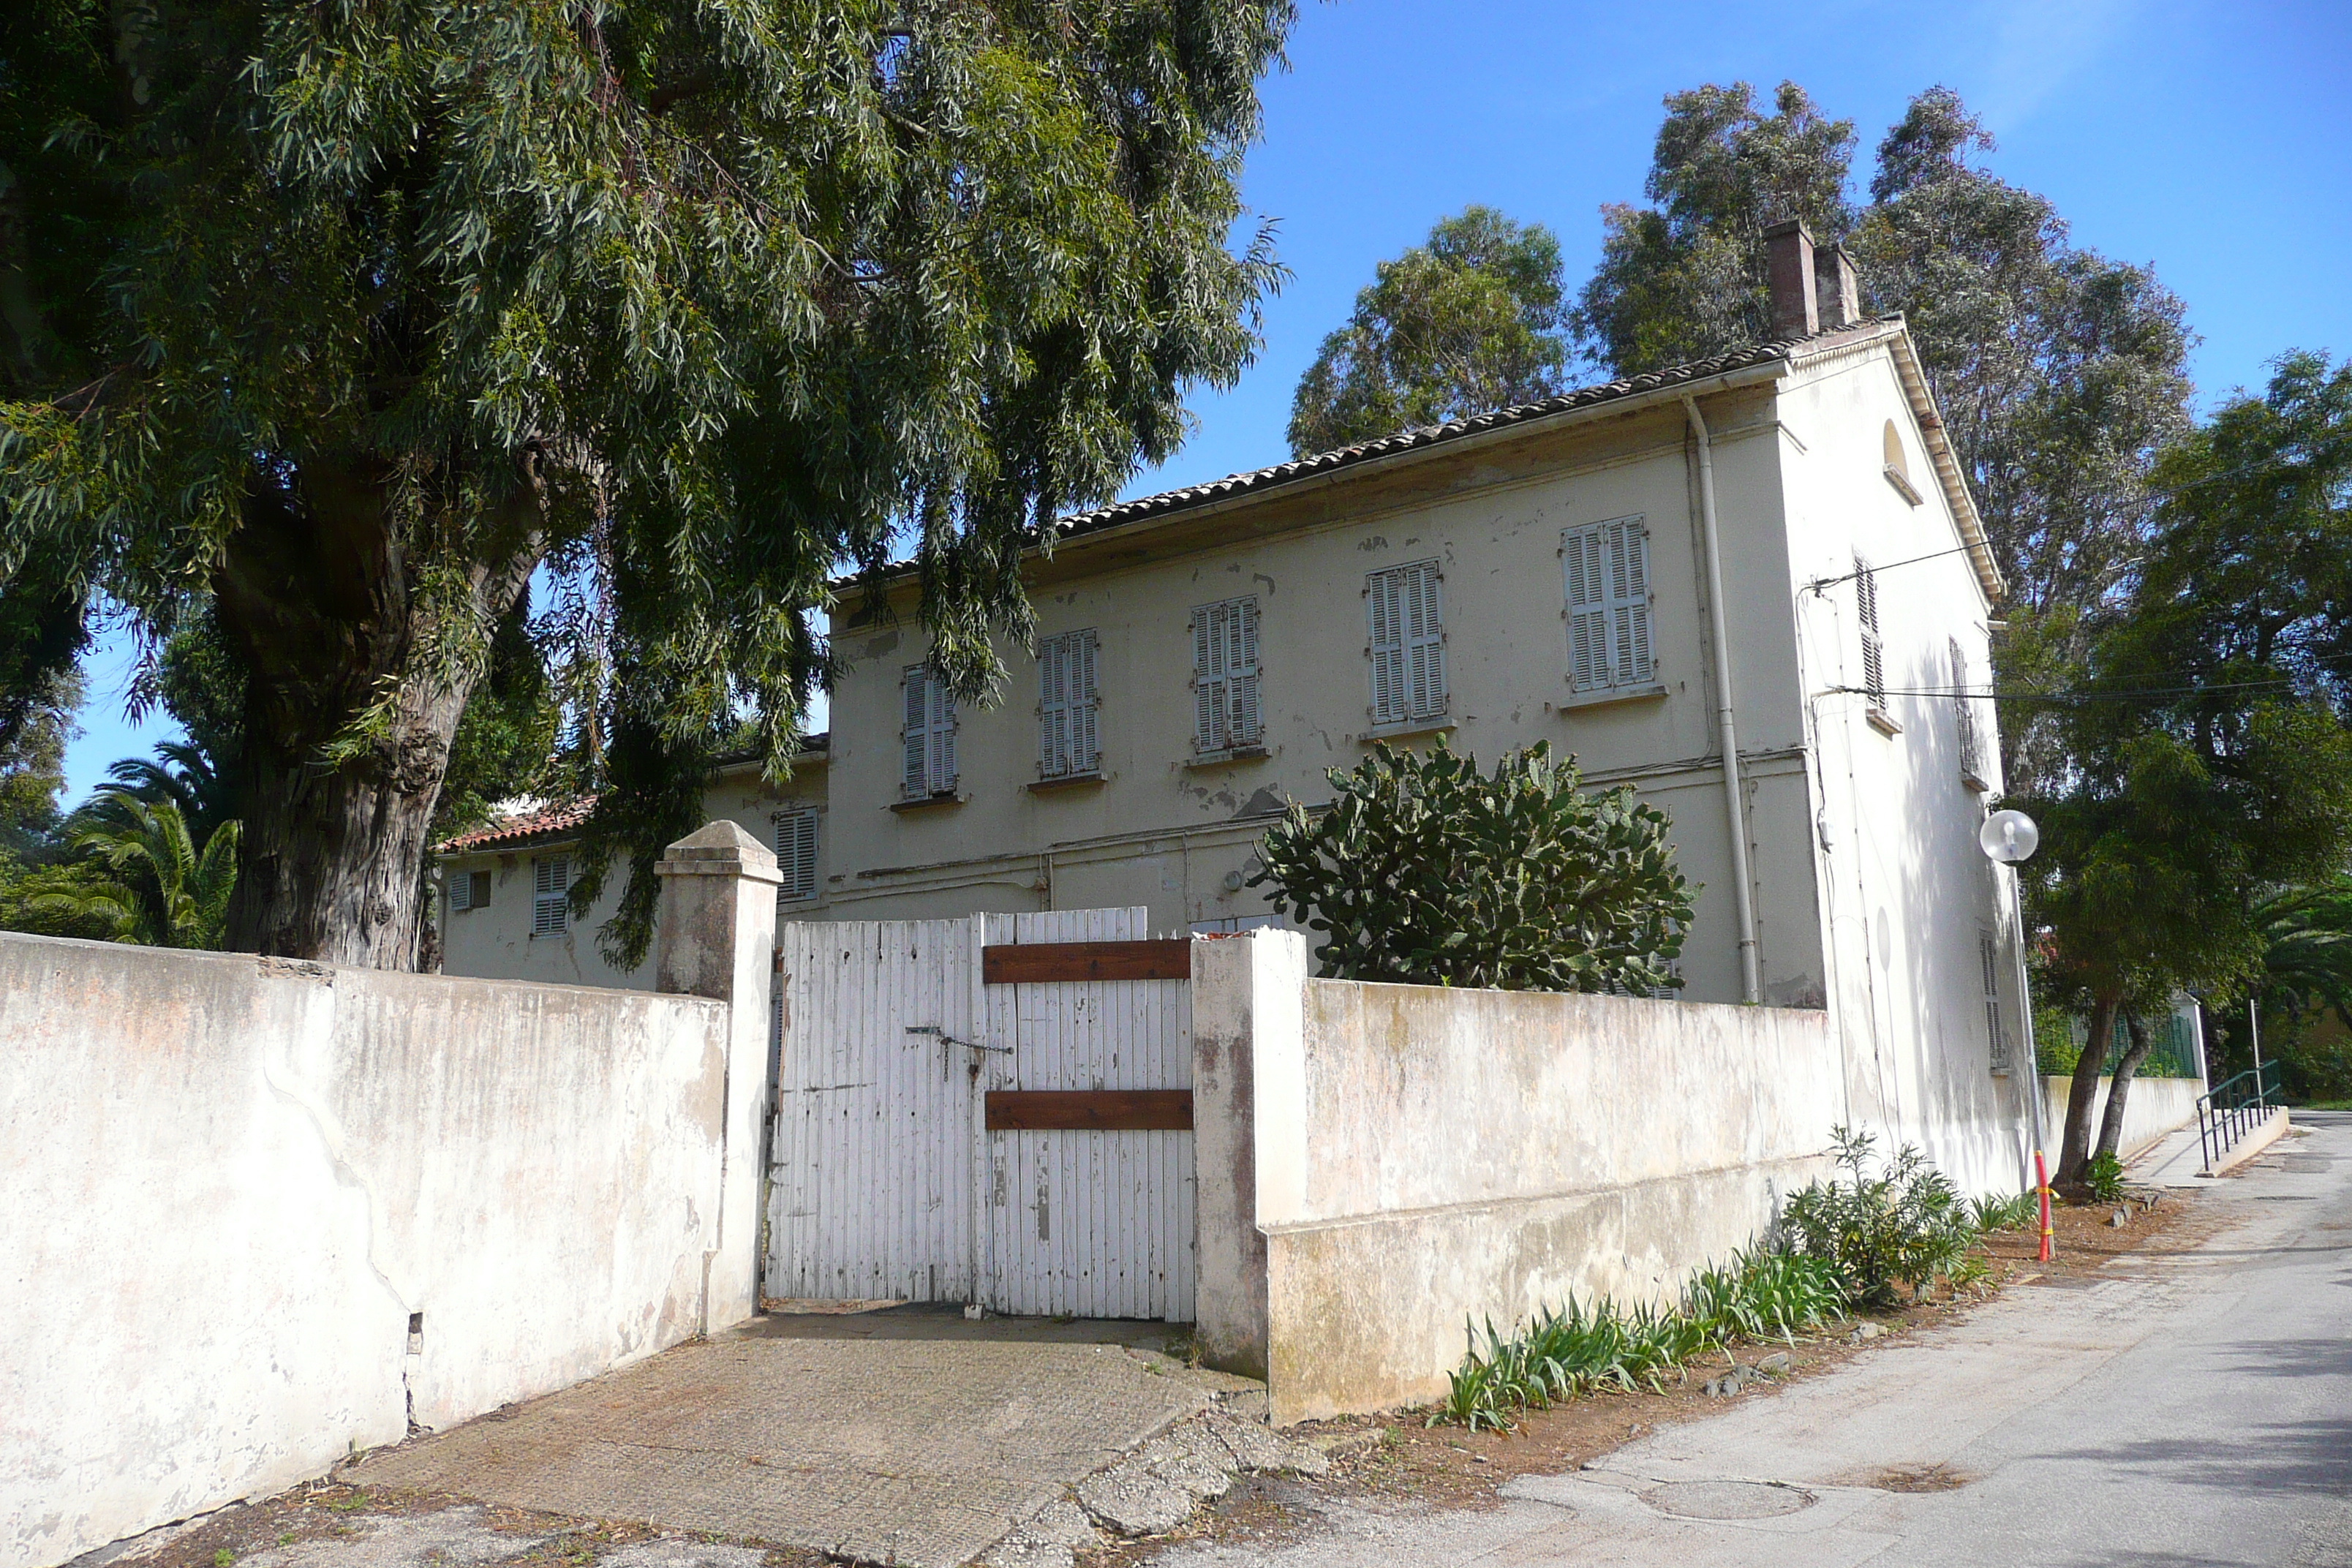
765, 908, 1196, 1321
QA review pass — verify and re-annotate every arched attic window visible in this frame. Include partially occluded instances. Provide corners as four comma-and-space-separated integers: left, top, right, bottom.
1883, 419, 1923, 506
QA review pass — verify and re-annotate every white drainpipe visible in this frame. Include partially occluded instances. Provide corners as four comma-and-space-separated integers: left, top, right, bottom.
1684, 393, 1763, 1004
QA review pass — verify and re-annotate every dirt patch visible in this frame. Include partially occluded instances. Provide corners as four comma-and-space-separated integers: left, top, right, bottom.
1084, 1190, 2207, 1565
110, 1481, 827, 1568
1868, 1462, 1972, 1493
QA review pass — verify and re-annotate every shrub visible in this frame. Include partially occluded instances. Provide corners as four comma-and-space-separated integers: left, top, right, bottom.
1251, 739, 1694, 992
1780, 1127, 1977, 1311
2084, 1151, 2127, 1204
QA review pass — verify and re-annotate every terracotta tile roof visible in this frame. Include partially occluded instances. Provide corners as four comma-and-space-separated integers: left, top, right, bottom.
437, 796, 596, 854
433, 733, 830, 856
1047, 323, 1896, 543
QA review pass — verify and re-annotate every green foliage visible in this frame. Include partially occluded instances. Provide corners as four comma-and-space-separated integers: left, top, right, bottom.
20, 791, 241, 949
1249, 739, 1693, 993
2083, 1152, 2126, 1206
0, 1, 1293, 963
1970, 1191, 2038, 1232
1434, 1243, 1846, 1432
1288, 206, 1569, 454
0, 663, 78, 857
1569, 84, 2192, 797
1780, 1127, 1977, 1311
1571, 81, 1858, 374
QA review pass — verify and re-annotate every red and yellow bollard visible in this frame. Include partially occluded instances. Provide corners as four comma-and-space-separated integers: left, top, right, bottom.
2035, 1150, 2055, 1262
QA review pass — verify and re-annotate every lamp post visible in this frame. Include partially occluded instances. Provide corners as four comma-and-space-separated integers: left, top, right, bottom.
1979, 807, 2052, 1261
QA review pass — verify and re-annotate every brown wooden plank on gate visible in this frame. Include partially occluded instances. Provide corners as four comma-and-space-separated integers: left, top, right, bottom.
984, 1089, 1194, 1131
981, 938, 1191, 984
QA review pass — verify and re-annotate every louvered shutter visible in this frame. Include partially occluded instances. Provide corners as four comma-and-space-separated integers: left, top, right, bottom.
449, 871, 472, 913
532, 855, 568, 936
1613, 521, 1652, 684
774, 809, 818, 901
1039, 636, 1069, 778
1191, 611, 1218, 752
1073, 630, 1099, 774
932, 681, 957, 794
1951, 639, 1982, 781
1232, 597, 1262, 747
1980, 930, 2010, 1071
1855, 558, 1885, 709
1367, 569, 1404, 725
1565, 525, 1610, 690
1405, 561, 1444, 720
902, 668, 929, 797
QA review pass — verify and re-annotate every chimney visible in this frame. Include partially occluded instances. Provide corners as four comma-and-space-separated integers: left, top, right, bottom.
1763, 218, 1817, 340
1815, 243, 1861, 328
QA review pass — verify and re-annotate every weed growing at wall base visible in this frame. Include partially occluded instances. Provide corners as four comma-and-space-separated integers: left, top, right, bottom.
1780, 1126, 1977, 1311
1433, 1244, 1846, 1432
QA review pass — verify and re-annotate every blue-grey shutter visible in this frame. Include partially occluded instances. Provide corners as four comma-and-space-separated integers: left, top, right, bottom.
902, 667, 929, 797
1565, 525, 1609, 690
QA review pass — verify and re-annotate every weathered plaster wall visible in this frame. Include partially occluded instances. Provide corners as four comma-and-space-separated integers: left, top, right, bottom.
1776, 344, 2031, 1199
0, 931, 739, 1568
2043, 1074, 2204, 1164
1192, 930, 1842, 1425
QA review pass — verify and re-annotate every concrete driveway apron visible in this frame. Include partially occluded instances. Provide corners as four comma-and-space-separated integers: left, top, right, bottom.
349, 1307, 1227, 1567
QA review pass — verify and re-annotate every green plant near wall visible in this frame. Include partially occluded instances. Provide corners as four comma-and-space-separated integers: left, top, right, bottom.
1251, 739, 1695, 993
1779, 1127, 1977, 1311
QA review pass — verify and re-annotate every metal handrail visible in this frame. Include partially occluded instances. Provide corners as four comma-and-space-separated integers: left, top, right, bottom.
2196, 1061, 2283, 1173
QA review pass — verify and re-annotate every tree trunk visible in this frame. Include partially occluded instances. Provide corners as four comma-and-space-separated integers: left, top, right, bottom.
2056, 991, 2118, 1186
214, 455, 541, 968
2095, 1011, 2157, 1164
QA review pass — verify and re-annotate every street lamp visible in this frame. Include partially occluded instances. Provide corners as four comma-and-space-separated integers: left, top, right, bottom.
1978, 807, 2052, 1260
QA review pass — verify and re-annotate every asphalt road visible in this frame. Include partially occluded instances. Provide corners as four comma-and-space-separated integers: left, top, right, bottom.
1157, 1112, 2352, 1568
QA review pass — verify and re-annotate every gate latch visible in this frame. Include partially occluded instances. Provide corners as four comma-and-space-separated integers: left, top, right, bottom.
905, 1025, 1013, 1055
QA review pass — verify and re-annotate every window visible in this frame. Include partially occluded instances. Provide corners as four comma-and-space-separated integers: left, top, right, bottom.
1367, 560, 1446, 727
1883, 419, 1922, 505
1037, 629, 1101, 780
448, 868, 491, 913
1190, 596, 1262, 754
774, 807, 819, 902
1952, 638, 1987, 789
901, 665, 958, 799
532, 856, 569, 937
1980, 927, 2011, 1072
1564, 517, 1652, 691
1855, 555, 1887, 713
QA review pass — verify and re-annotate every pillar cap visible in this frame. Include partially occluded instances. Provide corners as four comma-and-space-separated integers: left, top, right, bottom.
655, 819, 783, 885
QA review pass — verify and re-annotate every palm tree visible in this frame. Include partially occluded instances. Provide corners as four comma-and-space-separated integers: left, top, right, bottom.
2250, 880, 2352, 1024
105, 738, 240, 849
24, 791, 241, 949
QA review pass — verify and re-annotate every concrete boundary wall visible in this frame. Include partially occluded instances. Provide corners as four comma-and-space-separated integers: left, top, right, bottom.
1, 823, 777, 1568
1193, 930, 1844, 1425
2043, 1074, 2204, 1164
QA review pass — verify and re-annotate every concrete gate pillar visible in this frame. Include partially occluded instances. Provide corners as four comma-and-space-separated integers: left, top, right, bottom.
655, 820, 781, 1333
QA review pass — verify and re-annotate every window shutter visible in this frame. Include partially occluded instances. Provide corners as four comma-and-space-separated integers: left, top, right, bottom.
932, 682, 957, 794
1613, 521, 1652, 684
902, 668, 929, 797
1074, 630, 1099, 774
449, 871, 471, 913
1564, 525, 1610, 690
1191, 610, 1218, 753
1367, 569, 1403, 725
1233, 597, 1262, 747
1038, 636, 1068, 778
774, 809, 818, 902
1857, 558, 1886, 709
1951, 638, 1982, 782
1980, 929, 2010, 1071
1406, 560, 1444, 720
532, 856, 569, 936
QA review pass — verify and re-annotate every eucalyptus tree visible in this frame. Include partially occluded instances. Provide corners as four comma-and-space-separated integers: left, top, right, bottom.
1287, 206, 1572, 455
1570, 86, 2193, 794
0, 1, 1292, 967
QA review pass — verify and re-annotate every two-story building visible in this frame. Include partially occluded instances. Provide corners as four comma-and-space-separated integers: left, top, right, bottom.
438, 222, 2035, 1191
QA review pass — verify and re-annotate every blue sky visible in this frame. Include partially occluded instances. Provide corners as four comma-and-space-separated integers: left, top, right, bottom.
54, 0, 2352, 802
